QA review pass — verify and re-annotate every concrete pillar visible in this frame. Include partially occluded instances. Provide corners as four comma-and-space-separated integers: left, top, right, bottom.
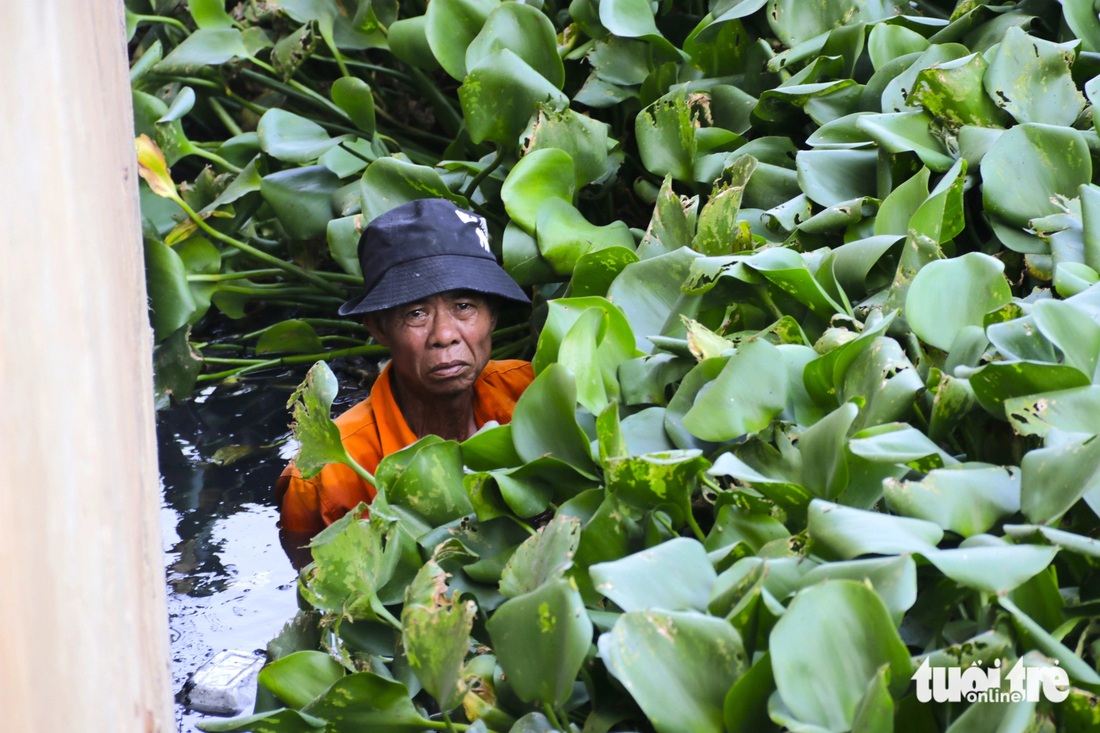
0, 2, 174, 731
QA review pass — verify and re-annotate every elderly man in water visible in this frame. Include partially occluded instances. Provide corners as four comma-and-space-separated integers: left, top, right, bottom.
276, 198, 533, 555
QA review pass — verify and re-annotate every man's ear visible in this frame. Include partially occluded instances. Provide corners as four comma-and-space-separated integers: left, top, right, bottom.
363, 313, 391, 347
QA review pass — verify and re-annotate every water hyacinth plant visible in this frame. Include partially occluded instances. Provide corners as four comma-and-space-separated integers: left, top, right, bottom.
132, 0, 1100, 730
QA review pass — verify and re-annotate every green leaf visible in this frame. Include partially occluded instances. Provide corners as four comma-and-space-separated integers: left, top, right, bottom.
401, 561, 476, 711
487, 577, 593, 707
1030, 298, 1100, 380
905, 252, 1012, 351
841, 337, 922, 430
683, 338, 788, 441
301, 511, 396, 623
998, 597, 1100, 685
145, 239, 197, 341
766, 0, 899, 47
1004, 524, 1100, 559
272, 24, 317, 80
743, 246, 849, 319
803, 312, 894, 406
692, 155, 756, 255
599, 0, 664, 40
968, 361, 1092, 419
909, 52, 1009, 129
327, 214, 363, 277
510, 363, 599, 475
286, 361, 365, 481
499, 515, 582, 598
635, 91, 698, 182
388, 16, 441, 71
808, 499, 943, 560
190, 0, 236, 28
606, 247, 702, 353
1065, 0, 1100, 52
501, 148, 576, 234
1021, 430, 1100, 524
155, 28, 249, 74
424, 0, 498, 80
798, 402, 857, 500
331, 77, 376, 135
521, 106, 617, 189
591, 538, 716, 613
847, 422, 957, 470
198, 709, 326, 732
923, 544, 1057, 595
1005, 385, 1100, 438
851, 664, 894, 733
796, 149, 877, 207
605, 450, 710, 521
799, 556, 917, 627
874, 168, 929, 237
599, 610, 747, 733
256, 320, 324, 355
559, 308, 614, 414
259, 651, 345, 709
980, 123, 1092, 229
638, 175, 699, 258
201, 154, 263, 212
723, 651, 776, 733
884, 464, 1020, 537
910, 158, 967, 244
260, 166, 341, 240
304, 673, 434, 732
153, 326, 203, 408
571, 246, 640, 298
458, 50, 569, 145
535, 198, 635, 276
383, 438, 473, 527
502, 222, 557, 287
359, 157, 468, 221
855, 111, 954, 172
769, 580, 912, 732
983, 27, 1086, 127
867, 23, 929, 70
466, 2, 564, 89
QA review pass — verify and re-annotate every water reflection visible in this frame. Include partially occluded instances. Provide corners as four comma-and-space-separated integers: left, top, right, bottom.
158, 375, 307, 732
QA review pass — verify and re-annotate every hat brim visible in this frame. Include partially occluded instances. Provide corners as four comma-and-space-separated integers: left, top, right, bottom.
338, 254, 530, 316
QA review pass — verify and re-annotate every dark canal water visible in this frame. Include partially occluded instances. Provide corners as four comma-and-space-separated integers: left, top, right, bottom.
158, 370, 354, 731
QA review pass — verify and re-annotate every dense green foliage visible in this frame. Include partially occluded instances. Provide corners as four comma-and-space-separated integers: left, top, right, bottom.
131, 0, 1100, 731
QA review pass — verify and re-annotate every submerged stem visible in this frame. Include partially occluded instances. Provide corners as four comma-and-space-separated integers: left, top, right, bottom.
196, 343, 389, 381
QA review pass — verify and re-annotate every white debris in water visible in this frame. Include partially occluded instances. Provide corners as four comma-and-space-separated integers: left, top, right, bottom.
187, 649, 264, 716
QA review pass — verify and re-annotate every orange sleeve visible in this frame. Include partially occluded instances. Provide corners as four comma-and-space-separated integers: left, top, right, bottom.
499, 360, 535, 400
275, 463, 326, 537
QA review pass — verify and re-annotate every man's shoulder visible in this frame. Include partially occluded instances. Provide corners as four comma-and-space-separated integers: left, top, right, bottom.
333, 393, 381, 437
479, 359, 535, 390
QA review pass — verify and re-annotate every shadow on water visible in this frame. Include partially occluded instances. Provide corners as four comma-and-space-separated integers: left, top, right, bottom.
158, 369, 313, 732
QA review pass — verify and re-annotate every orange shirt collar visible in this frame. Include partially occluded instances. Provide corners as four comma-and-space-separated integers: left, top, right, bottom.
370, 361, 505, 451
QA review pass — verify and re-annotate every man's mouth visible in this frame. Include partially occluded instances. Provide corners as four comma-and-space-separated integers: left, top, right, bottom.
431, 361, 469, 378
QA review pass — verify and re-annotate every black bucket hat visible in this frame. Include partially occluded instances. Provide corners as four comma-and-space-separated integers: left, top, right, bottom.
337, 198, 530, 316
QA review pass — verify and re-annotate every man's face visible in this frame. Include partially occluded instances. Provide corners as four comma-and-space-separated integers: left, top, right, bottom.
367, 290, 496, 402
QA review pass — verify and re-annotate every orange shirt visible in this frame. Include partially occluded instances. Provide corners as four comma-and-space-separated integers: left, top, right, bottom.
276, 359, 534, 538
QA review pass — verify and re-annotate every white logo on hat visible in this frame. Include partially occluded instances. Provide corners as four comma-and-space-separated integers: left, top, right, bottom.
455, 209, 491, 253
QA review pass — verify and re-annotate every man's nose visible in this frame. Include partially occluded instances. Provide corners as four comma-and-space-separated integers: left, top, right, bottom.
429, 309, 460, 345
